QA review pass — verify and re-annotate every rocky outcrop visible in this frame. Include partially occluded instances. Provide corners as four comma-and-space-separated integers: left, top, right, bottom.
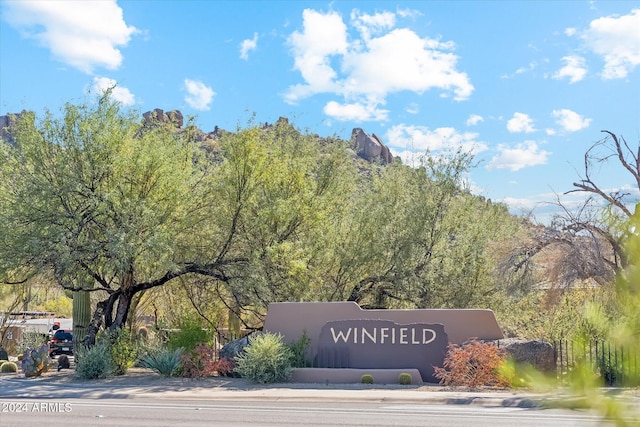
142, 108, 184, 128
351, 128, 393, 164
0, 111, 31, 145
499, 338, 555, 373
3, 107, 394, 167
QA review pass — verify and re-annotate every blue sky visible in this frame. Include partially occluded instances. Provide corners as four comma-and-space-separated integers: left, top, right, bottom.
1, 1, 639, 224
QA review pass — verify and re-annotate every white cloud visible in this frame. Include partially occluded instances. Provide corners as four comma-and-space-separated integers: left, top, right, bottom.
285, 9, 348, 103
552, 109, 591, 132
507, 112, 536, 133
553, 55, 588, 83
92, 76, 135, 106
565, 27, 577, 37
466, 114, 484, 126
240, 32, 258, 60
285, 8, 473, 121
350, 9, 395, 40
323, 100, 388, 122
583, 9, 640, 79
502, 61, 538, 79
405, 103, 419, 114
183, 79, 215, 111
487, 141, 550, 171
3, 0, 137, 74
385, 124, 488, 155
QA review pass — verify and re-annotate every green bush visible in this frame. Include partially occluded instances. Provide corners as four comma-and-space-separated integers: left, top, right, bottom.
398, 372, 412, 385
75, 342, 113, 379
287, 331, 311, 368
103, 328, 139, 376
139, 347, 184, 377
17, 331, 48, 355
1, 361, 18, 373
361, 374, 374, 384
167, 319, 210, 353
234, 332, 293, 383
0, 360, 5, 369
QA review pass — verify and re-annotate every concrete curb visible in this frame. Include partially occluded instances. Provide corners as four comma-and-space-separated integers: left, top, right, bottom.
0, 375, 546, 407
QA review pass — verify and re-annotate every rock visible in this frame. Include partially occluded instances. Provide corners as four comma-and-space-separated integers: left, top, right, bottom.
499, 338, 555, 373
219, 334, 252, 361
166, 110, 184, 128
351, 128, 393, 164
142, 109, 183, 129
0, 111, 31, 144
57, 354, 70, 371
142, 108, 165, 124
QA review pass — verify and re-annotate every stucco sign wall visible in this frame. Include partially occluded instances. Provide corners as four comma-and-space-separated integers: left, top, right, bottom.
263, 302, 504, 383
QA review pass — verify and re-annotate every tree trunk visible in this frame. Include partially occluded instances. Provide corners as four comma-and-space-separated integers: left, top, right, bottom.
112, 291, 133, 330
83, 298, 108, 347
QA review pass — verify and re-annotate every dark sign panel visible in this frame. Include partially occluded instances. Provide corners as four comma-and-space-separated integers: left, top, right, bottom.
314, 319, 448, 382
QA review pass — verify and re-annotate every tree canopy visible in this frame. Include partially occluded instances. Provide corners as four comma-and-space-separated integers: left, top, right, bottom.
0, 96, 522, 342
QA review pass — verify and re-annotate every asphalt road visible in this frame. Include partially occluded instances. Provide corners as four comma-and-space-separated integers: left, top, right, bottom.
0, 398, 613, 427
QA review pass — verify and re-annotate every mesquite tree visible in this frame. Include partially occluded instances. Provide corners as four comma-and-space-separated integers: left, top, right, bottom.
0, 96, 244, 344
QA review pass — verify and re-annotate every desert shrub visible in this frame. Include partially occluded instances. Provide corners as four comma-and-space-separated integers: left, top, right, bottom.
180, 343, 217, 378
213, 357, 235, 376
398, 372, 412, 385
0, 360, 5, 369
17, 331, 48, 355
21, 344, 50, 377
287, 331, 311, 368
234, 332, 293, 383
1, 361, 18, 373
167, 319, 210, 353
433, 339, 510, 388
139, 347, 184, 377
361, 374, 374, 384
102, 328, 139, 376
75, 342, 113, 379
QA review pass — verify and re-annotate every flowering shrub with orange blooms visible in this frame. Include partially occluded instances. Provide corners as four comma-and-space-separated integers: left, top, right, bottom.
433, 338, 510, 388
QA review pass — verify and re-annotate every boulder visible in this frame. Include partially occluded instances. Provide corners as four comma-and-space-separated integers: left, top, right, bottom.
142, 108, 165, 124
166, 110, 184, 128
0, 112, 29, 144
351, 128, 392, 164
142, 109, 184, 129
499, 338, 555, 373
219, 334, 252, 361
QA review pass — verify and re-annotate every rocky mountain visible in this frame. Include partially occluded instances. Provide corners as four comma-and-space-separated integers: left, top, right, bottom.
1, 108, 395, 165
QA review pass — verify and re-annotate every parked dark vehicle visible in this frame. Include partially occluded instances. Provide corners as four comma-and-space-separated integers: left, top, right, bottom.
49, 330, 73, 357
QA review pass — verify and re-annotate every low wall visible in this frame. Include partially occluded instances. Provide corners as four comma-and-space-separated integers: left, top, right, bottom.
291, 368, 424, 385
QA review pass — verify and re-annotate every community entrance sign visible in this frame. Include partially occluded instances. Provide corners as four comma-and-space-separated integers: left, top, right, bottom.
263, 302, 503, 383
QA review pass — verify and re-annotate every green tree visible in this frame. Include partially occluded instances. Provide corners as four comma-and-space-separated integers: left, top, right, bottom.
211, 119, 357, 323
0, 95, 244, 344
318, 150, 520, 309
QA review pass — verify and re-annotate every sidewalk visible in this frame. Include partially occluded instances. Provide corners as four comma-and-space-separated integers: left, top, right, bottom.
1, 368, 637, 410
